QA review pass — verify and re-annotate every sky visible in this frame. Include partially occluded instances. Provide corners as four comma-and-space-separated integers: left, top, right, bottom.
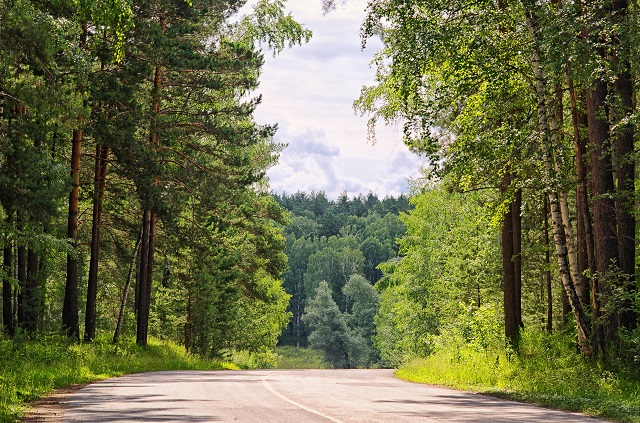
240, 0, 425, 199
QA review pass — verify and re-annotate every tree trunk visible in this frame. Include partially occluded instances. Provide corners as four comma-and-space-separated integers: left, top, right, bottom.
523, 4, 592, 352
16, 219, 26, 330
62, 126, 82, 340
587, 79, 618, 354
549, 82, 587, 313
611, 0, 636, 331
62, 23, 87, 341
24, 248, 39, 335
85, 144, 109, 341
113, 229, 142, 344
185, 290, 192, 352
136, 12, 165, 347
501, 173, 518, 346
143, 210, 157, 342
512, 187, 522, 329
136, 209, 152, 346
3, 241, 13, 336
544, 196, 553, 333
567, 75, 594, 310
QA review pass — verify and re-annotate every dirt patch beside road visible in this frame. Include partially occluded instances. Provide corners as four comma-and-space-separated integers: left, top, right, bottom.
20, 384, 88, 423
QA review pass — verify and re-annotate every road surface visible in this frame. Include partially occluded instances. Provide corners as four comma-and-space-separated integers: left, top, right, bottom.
62, 369, 606, 422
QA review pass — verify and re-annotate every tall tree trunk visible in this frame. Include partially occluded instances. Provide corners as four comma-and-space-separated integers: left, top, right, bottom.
544, 196, 553, 333
2, 239, 13, 336
16, 218, 26, 330
62, 125, 82, 340
587, 80, 618, 354
85, 144, 110, 341
16, 212, 27, 331
136, 12, 165, 347
37, 245, 46, 326
523, 4, 592, 352
549, 83, 588, 313
512, 187, 522, 329
113, 229, 142, 344
25, 248, 39, 335
62, 23, 87, 341
136, 209, 151, 346
185, 290, 192, 352
501, 173, 518, 346
611, 0, 636, 331
567, 75, 594, 310
141, 210, 157, 344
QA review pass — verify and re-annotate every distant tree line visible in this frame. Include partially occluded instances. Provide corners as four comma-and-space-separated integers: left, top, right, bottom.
274, 191, 409, 367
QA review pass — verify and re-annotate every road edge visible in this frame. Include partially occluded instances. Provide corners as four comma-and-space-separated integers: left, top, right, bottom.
20, 383, 89, 423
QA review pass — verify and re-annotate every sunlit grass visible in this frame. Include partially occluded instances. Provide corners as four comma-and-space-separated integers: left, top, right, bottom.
0, 333, 236, 422
275, 346, 327, 369
397, 331, 640, 422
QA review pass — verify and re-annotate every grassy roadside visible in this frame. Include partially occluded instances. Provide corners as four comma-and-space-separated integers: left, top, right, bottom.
275, 345, 326, 369
396, 341, 640, 422
0, 334, 237, 422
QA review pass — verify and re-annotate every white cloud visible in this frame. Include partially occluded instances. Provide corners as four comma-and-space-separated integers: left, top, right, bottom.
242, 0, 424, 198
283, 128, 340, 156
268, 126, 425, 199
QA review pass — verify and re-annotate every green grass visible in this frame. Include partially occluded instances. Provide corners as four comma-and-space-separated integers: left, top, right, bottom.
396, 332, 640, 422
275, 346, 327, 369
0, 333, 237, 422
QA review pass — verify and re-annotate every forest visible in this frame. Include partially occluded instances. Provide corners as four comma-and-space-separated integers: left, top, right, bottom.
343, 0, 640, 362
2, 0, 640, 420
0, 0, 311, 356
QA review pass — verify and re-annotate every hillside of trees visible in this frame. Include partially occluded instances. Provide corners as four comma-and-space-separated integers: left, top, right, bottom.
0, 0, 311, 358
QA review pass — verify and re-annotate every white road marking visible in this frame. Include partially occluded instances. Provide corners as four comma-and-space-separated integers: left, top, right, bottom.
261, 372, 344, 423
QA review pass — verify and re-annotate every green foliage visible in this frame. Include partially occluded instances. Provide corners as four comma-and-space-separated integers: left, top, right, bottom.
304, 243, 364, 309
304, 281, 352, 368
359, 0, 639, 362
438, 302, 504, 354
343, 274, 379, 364
374, 185, 501, 367
234, 0, 312, 55
0, 334, 235, 422
304, 277, 380, 369
173, 193, 291, 358
374, 278, 436, 367
230, 348, 280, 369
276, 191, 408, 349
0, 0, 305, 359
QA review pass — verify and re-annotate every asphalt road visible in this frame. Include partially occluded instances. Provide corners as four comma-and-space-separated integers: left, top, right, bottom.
62, 369, 607, 422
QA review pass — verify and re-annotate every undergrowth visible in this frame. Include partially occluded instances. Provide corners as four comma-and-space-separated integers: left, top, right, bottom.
274, 346, 327, 369
0, 333, 236, 422
397, 330, 640, 422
